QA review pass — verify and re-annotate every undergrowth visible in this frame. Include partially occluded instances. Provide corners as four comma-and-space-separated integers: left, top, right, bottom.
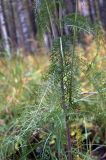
0, 0, 106, 159
0, 35, 106, 160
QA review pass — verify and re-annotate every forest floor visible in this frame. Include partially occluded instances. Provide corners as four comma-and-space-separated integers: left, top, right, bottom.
0, 37, 106, 160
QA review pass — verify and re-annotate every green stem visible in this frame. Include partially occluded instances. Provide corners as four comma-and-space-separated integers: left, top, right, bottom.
59, 37, 72, 160
44, 0, 56, 39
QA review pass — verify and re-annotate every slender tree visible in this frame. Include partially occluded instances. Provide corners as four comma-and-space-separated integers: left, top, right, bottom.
3, 0, 17, 51
0, 0, 10, 55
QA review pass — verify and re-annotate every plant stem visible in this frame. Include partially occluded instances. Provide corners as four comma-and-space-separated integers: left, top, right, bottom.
66, 118, 72, 160
59, 37, 72, 160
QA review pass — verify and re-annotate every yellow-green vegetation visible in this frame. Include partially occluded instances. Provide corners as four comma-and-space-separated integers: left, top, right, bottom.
0, 36, 106, 160
0, 54, 50, 159
1, 0, 106, 159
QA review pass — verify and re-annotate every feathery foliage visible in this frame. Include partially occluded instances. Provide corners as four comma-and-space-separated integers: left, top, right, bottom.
0, 1, 106, 160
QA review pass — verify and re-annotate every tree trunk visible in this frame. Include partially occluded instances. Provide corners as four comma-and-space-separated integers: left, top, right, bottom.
99, 0, 106, 30
3, 0, 17, 51
0, 0, 10, 55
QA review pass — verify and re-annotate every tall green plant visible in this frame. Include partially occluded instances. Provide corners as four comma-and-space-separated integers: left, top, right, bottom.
1, 1, 105, 160
36, 0, 94, 159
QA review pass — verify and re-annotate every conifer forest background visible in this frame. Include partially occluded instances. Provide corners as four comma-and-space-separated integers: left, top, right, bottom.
0, 0, 106, 160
